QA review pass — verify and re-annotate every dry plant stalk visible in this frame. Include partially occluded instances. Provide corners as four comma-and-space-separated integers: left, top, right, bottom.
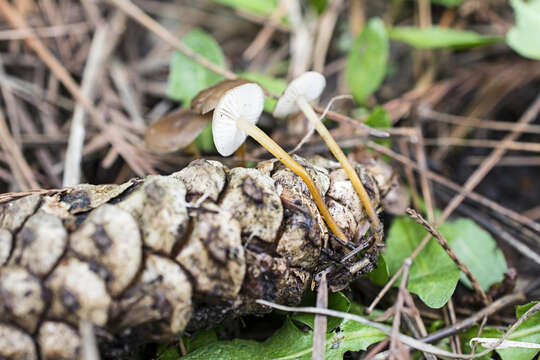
0, 155, 400, 358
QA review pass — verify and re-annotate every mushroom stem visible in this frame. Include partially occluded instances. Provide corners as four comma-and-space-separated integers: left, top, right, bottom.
236, 117, 348, 243
296, 96, 383, 242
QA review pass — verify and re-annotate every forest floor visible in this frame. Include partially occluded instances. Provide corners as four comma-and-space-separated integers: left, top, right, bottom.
0, 0, 539, 359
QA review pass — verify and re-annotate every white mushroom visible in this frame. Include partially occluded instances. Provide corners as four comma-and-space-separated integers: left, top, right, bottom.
273, 71, 327, 119
274, 72, 383, 241
213, 82, 348, 243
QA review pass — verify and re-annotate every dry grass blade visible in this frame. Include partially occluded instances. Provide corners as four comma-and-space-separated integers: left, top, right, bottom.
0, 22, 89, 40
423, 137, 540, 153
63, 24, 109, 186
0, 0, 153, 176
0, 109, 38, 190
418, 106, 540, 135
243, 0, 287, 61
466, 156, 540, 166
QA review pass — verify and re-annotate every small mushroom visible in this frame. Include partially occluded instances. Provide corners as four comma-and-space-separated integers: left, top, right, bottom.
144, 108, 211, 153
213, 82, 348, 243
273, 72, 383, 241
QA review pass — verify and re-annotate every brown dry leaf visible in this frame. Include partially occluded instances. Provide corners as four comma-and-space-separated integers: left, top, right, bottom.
191, 79, 250, 115
144, 109, 211, 153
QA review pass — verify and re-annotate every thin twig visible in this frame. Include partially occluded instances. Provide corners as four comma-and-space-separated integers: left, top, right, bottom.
361, 338, 389, 360
423, 137, 540, 153
290, 95, 352, 154
389, 259, 411, 360
406, 208, 490, 305
447, 298, 463, 354
312, 273, 328, 360
465, 155, 540, 167
414, 127, 434, 222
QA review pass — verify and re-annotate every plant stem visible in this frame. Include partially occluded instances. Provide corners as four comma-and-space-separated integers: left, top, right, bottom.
296, 96, 383, 242
237, 117, 348, 243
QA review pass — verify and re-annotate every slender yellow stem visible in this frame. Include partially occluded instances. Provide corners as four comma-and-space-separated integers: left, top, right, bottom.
296, 96, 383, 242
237, 117, 348, 243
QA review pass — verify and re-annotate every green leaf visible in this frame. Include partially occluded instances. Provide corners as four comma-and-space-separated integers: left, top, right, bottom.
184, 329, 219, 354
181, 315, 385, 360
326, 319, 387, 359
440, 219, 507, 291
345, 18, 389, 103
239, 72, 288, 112
368, 253, 390, 286
498, 302, 540, 360
156, 344, 182, 360
459, 326, 503, 360
213, 0, 278, 16
310, 0, 328, 14
365, 106, 392, 148
167, 29, 225, 105
365, 107, 391, 128
384, 216, 460, 308
389, 26, 502, 49
293, 291, 351, 331
507, 0, 540, 60
431, 0, 464, 7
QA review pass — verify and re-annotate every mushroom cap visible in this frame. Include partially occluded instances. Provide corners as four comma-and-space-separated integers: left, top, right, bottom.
191, 79, 250, 115
144, 108, 211, 153
273, 71, 326, 119
212, 83, 265, 156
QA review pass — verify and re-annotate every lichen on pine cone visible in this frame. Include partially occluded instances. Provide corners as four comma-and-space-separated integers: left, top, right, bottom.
0, 155, 402, 359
